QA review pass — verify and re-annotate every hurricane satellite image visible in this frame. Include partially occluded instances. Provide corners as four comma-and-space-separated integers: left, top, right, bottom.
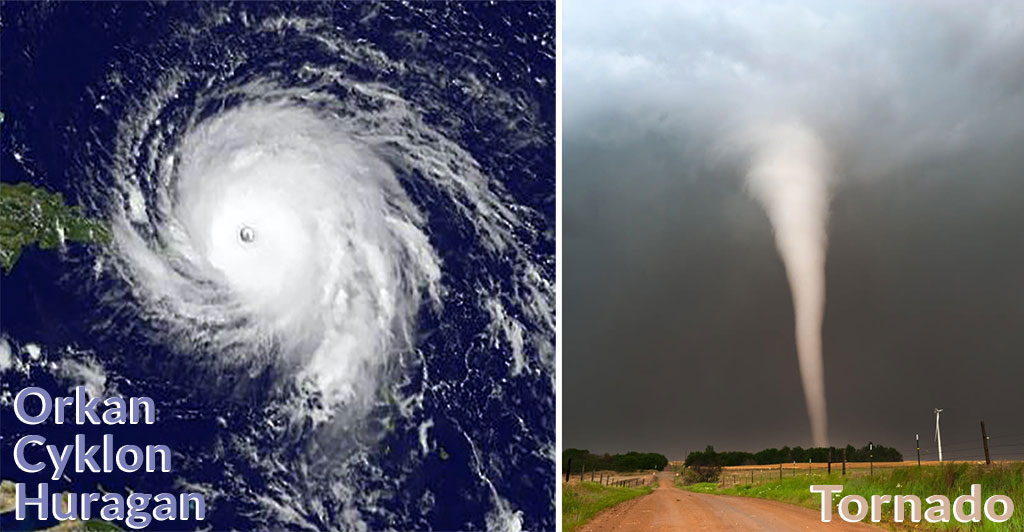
0, 2, 555, 531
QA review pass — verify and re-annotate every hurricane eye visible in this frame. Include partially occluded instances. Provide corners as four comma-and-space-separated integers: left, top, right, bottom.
239, 225, 256, 244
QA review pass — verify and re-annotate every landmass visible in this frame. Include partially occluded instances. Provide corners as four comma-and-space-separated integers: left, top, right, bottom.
1, 479, 15, 514
1, 479, 122, 531
0, 182, 110, 272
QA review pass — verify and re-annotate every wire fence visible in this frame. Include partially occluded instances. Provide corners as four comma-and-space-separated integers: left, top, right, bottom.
892, 431, 1024, 464
562, 466, 655, 488
712, 430, 1024, 488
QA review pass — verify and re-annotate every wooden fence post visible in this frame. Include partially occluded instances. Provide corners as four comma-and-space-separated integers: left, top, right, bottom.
981, 421, 992, 466
917, 434, 921, 467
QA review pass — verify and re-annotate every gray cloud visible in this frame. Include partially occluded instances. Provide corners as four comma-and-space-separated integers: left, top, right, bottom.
564, 0, 1024, 458
567, 0, 1024, 173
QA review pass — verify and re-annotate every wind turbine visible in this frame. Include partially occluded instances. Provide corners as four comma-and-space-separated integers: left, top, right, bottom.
934, 408, 944, 462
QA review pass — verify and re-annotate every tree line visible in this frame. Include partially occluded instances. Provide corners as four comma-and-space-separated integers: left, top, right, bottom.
563, 449, 669, 472
685, 444, 903, 467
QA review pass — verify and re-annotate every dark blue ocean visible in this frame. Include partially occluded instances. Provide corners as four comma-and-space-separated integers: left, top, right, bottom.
1, 3, 555, 531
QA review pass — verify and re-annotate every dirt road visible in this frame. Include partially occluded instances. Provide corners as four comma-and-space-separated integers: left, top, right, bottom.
578, 471, 882, 531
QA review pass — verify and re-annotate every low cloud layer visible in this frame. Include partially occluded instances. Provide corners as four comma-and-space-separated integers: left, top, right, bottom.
567, 0, 1024, 176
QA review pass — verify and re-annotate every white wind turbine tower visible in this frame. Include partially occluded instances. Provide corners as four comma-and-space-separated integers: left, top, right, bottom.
934, 408, 944, 462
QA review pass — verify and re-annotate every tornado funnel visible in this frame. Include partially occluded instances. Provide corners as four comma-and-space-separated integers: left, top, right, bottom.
746, 122, 830, 447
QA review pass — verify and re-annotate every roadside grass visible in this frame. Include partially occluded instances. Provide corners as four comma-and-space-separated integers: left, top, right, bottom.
677, 481, 718, 494
678, 462, 1023, 531
562, 480, 655, 532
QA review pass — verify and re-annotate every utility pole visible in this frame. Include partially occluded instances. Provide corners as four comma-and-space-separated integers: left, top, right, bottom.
828, 448, 832, 475
869, 442, 874, 476
916, 434, 921, 467
842, 447, 846, 476
566, 458, 572, 482
581, 464, 585, 482
981, 421, 992, 466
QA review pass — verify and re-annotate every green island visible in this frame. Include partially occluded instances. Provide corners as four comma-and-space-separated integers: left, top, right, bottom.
0, 479, 122, 531
0, 182, 110, 273
1, 480, 15, 514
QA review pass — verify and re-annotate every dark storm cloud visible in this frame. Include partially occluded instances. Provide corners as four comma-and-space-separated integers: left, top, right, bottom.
564, 0, 1024, 459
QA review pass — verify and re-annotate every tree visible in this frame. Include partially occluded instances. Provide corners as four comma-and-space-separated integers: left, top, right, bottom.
683, 443, 902, 467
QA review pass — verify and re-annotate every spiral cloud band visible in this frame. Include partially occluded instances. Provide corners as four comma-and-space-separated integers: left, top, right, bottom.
120, 102, 440, 411
63, 6, 556, 529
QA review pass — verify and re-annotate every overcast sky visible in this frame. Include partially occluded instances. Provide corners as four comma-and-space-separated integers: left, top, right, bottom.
563, 0, 1024, 460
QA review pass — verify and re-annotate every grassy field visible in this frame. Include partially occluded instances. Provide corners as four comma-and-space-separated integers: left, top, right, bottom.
679, 462, 1024, 531
562, 480, 655, 532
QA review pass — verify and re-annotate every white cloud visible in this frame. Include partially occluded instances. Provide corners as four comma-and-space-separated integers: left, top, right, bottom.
0, 338, 12, 371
